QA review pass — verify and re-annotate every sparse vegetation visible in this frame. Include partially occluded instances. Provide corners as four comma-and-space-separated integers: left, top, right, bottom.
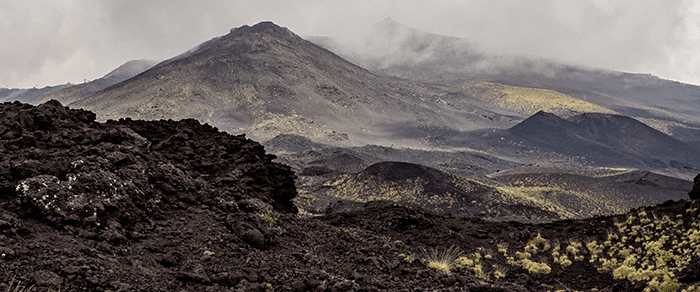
4, 276, 34, 292
398, 253, 414, 263
472, 81, 615, 116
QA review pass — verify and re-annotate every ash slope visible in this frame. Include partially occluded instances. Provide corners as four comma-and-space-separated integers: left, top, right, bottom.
1, 101, 699, 291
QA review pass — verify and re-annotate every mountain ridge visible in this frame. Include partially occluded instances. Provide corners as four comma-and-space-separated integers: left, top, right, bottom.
311, 18, 700, 137
37, 59, 159, 105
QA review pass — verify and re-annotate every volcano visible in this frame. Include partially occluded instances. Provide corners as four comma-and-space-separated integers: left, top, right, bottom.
72, 22, 501, 147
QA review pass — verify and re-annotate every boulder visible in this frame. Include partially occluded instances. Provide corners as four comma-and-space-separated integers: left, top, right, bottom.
689, 174, 700, 200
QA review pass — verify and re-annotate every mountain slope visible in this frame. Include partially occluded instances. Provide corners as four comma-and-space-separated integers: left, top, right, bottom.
38, 59, 159, 105
0, 84, 70, 104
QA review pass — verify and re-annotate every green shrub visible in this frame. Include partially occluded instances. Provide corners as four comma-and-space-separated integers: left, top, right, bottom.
650, 277, 681, 292
688, 230, 700, 244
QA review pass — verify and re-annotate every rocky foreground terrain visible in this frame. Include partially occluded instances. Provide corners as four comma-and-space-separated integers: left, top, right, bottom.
1, 101, 699, 292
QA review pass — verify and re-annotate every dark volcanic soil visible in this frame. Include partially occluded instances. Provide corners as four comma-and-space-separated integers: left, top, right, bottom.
0, 101, 699, 291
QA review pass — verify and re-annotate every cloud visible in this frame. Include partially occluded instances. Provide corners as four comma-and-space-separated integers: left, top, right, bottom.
1, 0, 699, 88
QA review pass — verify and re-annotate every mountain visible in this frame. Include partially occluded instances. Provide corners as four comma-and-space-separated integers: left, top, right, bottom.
73, 22, 512, 146
37, 59, 159, 105
0, 84, 70, 104
506, 111, 700, 167
66, 21, 698, 185
0, 60, 157, 106
311, 18, 700, 143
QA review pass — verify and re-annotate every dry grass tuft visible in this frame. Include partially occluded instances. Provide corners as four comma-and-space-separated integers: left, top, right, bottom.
421, 245, 462, 276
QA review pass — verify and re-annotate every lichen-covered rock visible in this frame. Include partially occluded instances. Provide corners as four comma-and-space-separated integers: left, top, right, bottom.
16, 172, 143, 225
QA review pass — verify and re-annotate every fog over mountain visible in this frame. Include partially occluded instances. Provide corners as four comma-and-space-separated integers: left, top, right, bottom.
2, 1, 699, 88
1, 7, 700, 290
66, 21, 700, 183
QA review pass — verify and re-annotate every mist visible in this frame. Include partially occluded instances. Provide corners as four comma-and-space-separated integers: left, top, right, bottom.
1, 0, 699, 88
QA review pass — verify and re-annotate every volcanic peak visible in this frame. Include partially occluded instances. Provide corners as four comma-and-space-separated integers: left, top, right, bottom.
227, 21, 297, 39
507, 110, 579, 139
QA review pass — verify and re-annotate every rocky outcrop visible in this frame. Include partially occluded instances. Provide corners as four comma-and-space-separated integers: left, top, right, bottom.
690, 174, 700, 200
1, 100, 297, 232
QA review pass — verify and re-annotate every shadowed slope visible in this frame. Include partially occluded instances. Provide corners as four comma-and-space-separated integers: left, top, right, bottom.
299, 161, 691, 222
504, 111, 700, 174
567, 112, 699, 160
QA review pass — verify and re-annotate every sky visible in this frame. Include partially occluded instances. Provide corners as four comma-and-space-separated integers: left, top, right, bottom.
1, 0, 699, 88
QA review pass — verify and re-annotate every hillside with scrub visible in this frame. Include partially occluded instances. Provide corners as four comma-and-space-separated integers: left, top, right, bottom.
0, 101, 698, 291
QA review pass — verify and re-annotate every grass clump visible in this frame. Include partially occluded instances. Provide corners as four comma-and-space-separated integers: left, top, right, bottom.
398, 253, 414, 263
520, 259, 552, 274
493, 266, 507, 279
455, 256, 474, 268
525, 233, 547, 254
262, 211, 278, 226
421, 246, 462, 276
497, 243, 508, 256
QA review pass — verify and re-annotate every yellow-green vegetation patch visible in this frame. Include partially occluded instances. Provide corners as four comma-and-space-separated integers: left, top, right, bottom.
412, 203, 699, 290
398, 253, 415, 263
489, 183, 626, 220
250, 113, 339, 142
591, 207, 700, 291
262, 211, 278, 226
320, 171, 491, 213
471, 81, 615, 116
501, 234, 553, 274
454, 247, 504, 280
